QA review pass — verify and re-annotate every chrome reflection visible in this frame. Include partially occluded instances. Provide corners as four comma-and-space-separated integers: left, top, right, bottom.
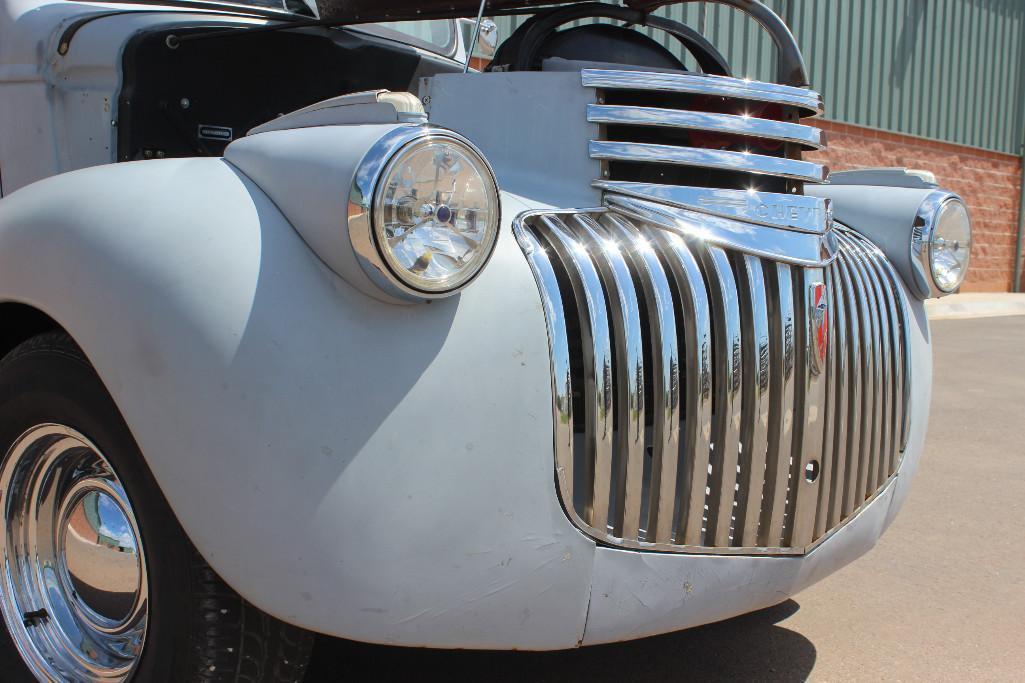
587, 104, 825, 149
0, 425, 147, 682
515, 208, 910, 556
581, 69, 825, 115
605, 193, 836, 267
589, 140, 828, 184
594, 181, 831, 234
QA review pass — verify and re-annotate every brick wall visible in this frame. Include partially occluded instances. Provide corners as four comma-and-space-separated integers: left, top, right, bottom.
805, 120, 1023, 292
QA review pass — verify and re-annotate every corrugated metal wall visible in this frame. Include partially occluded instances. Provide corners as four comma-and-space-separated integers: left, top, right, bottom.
494, 0, 1025, 155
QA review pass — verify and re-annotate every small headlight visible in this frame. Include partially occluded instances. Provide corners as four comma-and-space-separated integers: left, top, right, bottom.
928, 199, 971, 293
912, 193, 972, 297
373, 136, 499, 294
348, 127, 500, 303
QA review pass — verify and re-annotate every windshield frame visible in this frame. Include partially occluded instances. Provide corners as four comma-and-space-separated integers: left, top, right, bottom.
344, 20, 459, 60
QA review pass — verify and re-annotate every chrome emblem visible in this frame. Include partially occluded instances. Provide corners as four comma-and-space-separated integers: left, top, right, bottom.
810, 282, 829, 375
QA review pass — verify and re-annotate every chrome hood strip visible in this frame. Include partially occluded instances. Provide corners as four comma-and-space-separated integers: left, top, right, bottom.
604, 193, 838, 267
593, 181, 831, 234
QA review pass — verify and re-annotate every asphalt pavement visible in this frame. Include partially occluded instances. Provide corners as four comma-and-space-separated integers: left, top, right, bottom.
307, 315, 1025, 682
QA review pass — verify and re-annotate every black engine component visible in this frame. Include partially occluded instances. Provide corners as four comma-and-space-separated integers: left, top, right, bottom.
490, 2, 730, 75
531, 23, 685, 71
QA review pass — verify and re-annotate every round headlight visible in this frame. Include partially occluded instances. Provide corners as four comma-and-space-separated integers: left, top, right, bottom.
371, 136, 499, 294
928, 199, 971, 293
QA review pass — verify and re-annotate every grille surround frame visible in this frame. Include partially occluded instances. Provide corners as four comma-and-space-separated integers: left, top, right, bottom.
515, 208, 911, 556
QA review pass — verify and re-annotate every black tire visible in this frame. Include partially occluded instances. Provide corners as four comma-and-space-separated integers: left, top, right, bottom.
0, 331, 314, 682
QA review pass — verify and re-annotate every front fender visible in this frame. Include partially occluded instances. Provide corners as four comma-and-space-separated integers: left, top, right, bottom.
0, 158, 595, 648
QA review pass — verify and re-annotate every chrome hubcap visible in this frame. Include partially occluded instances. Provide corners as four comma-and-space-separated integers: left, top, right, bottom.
0, 425, 147, 681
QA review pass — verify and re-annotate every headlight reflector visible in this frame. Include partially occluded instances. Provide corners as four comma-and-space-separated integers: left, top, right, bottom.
372, 137, 499, 294
928, 199, 971, 293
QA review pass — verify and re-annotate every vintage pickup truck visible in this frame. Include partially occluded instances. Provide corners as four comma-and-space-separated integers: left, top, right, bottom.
0, 0, 971, 680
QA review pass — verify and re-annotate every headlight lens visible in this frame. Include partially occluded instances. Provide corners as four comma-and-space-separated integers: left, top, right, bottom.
928, 199, 972, 293
372, 136, 499, 294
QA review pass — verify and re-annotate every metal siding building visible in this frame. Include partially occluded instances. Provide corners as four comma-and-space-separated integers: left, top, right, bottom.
496, 0, 1025, 155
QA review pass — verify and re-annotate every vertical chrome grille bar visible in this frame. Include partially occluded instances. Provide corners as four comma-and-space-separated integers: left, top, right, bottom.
845, 232, 905, 474
702, 247, 743, 547
572, 215, 646, 539
515, 227, 575, 507
601, 214, 681, 543
537, 216, 616, 533
833, 252, 864, 517
839, 247, 872, 512
814, 265, 838, 538
734, 255, 771, 546
851, 234, 893, 491
787, 267, 827, 547
759, 263, 796, 547
825, 258, 849, 529
841, 236, 882, 502
865, 236, 912, 452
654, 232, 713, 545
877, 257, 907, 470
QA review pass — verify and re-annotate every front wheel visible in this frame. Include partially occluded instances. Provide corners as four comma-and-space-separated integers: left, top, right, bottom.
0, 332, 314, 682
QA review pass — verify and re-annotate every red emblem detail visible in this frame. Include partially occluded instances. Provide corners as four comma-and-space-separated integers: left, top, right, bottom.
810, 282, 829, 374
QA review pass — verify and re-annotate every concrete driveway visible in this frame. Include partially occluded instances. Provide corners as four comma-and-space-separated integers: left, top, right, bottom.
308, 315, 1025, 681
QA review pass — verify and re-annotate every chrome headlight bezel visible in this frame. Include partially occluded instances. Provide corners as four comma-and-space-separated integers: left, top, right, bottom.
348, 125, 501, 303
911, 191, 972, 298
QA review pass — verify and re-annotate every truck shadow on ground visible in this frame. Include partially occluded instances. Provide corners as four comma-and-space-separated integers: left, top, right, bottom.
307, 599, 815, 682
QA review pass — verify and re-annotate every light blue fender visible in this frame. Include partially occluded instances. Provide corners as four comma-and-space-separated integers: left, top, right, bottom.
0, 157, 597, 648
0, 154, 936, 650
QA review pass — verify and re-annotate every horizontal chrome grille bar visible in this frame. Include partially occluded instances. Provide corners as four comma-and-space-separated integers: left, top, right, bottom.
590, 140, 828, 184
516, 208, 909, 556
604, 193, 836, 267
594, 181, 831, 234
582, 69, 824, 116
587, 104, 825, 149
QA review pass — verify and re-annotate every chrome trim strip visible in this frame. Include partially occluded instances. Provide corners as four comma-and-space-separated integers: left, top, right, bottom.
537, 216, 615, 533
702, 247, 743, 547
581, 68, 825, 115
595, 181, 831, 234
654, 231, 713, 546
843, 237, 881, 503
787, 267, 828, 546
605, 194, 836, 267
840, 246, 872, 512
815, 264, 836, 533
590, 140, 829, 184
734, 255, 771, 546
602, 214, 681, 544
513, 226, 575, 511
587, 104, 825, 149
759, 263, 796, 547
825, 258, 849, 529
845, 230, 911, 456
573, 215, 646, 540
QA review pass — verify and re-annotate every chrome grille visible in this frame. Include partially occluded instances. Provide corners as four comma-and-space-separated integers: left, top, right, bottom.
515, 212, 910, 555
583, 68, 828, 191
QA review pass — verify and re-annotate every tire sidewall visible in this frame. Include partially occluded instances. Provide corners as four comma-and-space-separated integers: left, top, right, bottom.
0, 336, 192, 682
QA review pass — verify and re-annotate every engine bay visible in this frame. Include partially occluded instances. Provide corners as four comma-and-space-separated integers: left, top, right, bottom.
117, 24, 462, 160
